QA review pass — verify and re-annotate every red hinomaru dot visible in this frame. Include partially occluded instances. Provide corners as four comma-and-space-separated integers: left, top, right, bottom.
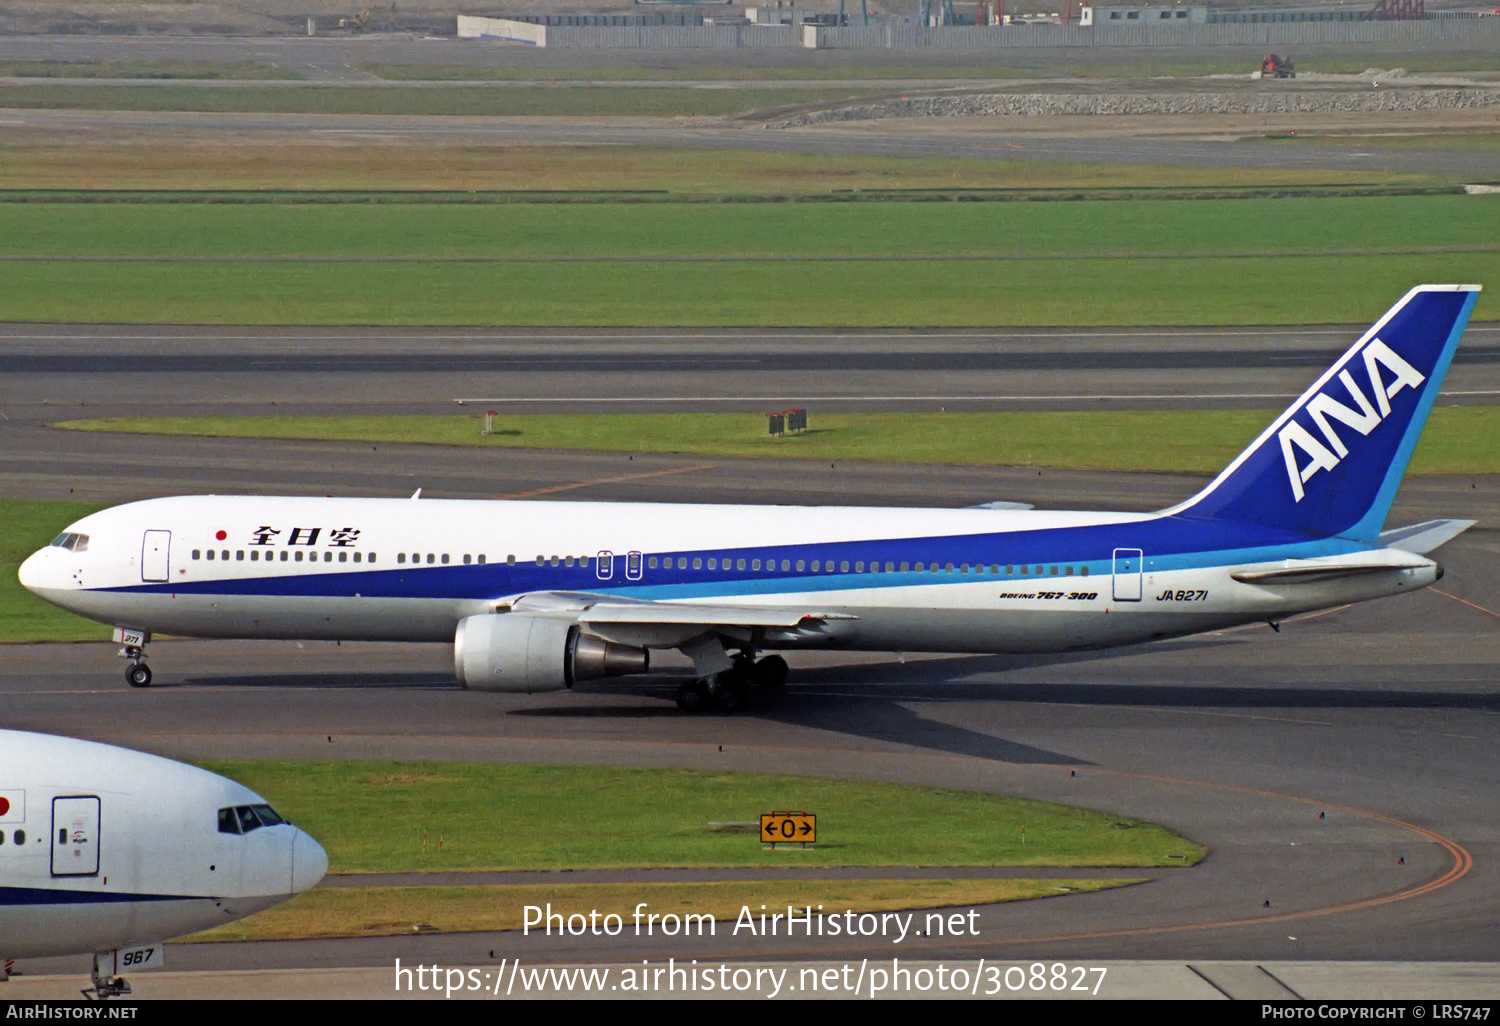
216, 530, 227, 541
0, 797, 9, 816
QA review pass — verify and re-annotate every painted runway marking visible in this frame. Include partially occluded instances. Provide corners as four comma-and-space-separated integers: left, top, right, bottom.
1430, 587, 1500, 619
492, 462, 717, 500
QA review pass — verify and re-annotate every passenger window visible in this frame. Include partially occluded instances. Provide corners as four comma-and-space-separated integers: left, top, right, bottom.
13, 830, 23, 845
1081, 566, 1090, 577
222, 550, 229, 560
564, 556, 574, 568
1065, 565, 1074, 576
737, 558, 746, 571
751, 559, 760, 571
840, 561, 850, 573
354, 552, 362, 563
206, 550, 214, 561
648, 557, 658, 569
427, 554, 436, 564
464, 554, 472, 565
991, 564, 1000, 574
218, 808, 240, 835
398, 553, 406, 564
1050, 566, 1059, 576
796, 560, 805, 572
915, 562, 924, 572
192, 549, 201, 560
370, 554, 377, 564
250, 550, 259, 561
946, 563, 955, 573
294, 551, 303, 562
677, 557, 687, 569
708, 558, 717, 570
961, 564, 969, 574
899, 562, 908, 572
811, 561, 821, 572
536, 556, 545, 566
236, 551, 244, 561
692, 557, 702, 570
781, 560, 790, 571
280, 551, 289, 562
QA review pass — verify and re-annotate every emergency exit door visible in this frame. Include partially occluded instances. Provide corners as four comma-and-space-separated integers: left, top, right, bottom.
51, 796, 100, 877
141, 530, 171, 582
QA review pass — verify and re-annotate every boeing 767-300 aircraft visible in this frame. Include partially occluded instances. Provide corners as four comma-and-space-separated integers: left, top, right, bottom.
19, 285, 1481, 713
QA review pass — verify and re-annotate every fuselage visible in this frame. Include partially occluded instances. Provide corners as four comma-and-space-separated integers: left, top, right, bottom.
19, 494, 1438, 655
0, 730, 327, 958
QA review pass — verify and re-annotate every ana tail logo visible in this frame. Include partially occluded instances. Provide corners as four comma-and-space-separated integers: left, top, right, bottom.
1277, 338, 1426, 502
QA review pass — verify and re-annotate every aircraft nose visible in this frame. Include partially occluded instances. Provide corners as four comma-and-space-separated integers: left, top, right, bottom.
291, 828, 328, 893
17, 548, 55, 595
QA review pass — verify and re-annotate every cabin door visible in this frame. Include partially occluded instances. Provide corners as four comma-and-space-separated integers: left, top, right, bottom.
51, 796, 100, 877
141, 530, 171, 582
1112, 548, 1144, 602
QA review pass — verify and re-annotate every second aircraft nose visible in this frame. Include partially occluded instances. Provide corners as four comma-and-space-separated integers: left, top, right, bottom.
291, 829, 329, 894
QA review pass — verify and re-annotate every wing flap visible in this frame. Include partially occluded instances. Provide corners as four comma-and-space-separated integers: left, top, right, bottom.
579, 603, 858, 628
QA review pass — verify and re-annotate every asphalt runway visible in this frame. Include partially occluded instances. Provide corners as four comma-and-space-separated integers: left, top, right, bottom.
7, 107, 1495, 174
1, 323, 1497, 989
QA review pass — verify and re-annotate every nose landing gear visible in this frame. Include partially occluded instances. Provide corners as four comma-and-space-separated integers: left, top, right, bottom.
125, 661, 153, 688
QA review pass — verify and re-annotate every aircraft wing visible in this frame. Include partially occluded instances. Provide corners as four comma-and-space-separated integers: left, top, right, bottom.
1377, 519, 1477, 554
501, 591, 857, 650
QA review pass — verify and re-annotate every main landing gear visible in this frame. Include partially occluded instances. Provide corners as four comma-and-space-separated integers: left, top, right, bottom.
674, 654, 788, 715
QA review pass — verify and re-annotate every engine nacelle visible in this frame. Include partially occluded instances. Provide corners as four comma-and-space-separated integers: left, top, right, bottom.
454, 614, 649, 693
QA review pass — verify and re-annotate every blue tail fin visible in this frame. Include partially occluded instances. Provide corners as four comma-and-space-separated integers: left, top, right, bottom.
1169, 285, 1480, 542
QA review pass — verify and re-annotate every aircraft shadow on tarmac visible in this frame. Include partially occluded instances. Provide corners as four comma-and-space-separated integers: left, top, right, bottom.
176, 672, 458, 690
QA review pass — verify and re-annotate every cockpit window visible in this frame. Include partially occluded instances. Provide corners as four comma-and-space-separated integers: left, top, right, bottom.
50, 532, 89, 552
250, 804, 285, 827
219, 804, 288, 834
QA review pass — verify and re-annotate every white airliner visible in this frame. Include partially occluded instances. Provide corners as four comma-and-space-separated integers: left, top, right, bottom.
18, 285, 1481, 713
0, 730, 327, 998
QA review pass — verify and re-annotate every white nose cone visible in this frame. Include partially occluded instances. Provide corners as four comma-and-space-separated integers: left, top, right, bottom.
291, 828, 329, 893
17, 549, 46, 594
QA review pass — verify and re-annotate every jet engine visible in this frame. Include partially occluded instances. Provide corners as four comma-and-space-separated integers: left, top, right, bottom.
454, 613, 649, 693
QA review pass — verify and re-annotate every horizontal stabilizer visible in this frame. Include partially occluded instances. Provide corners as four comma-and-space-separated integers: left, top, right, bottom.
1378, 519, 1476, 555
967, 501, 1036, 511
1231, 563, 1420, 585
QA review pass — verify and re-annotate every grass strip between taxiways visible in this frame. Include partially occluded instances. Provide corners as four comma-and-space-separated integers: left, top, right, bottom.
183, 878, 1143, 942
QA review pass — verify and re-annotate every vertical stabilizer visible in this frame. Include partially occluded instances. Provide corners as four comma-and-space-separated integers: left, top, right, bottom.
1167, 285, 1480, 541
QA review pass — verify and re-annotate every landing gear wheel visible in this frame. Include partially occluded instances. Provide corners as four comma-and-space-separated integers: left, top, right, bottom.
126, 663, 152, 688
712, 675, 751, 714
675, 680, 710, 714
752, 655, 789, 688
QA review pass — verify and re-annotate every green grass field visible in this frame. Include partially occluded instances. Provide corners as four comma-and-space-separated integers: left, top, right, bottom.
203, 761, 1204, 872
57, 408, 1500, 475
6, 254, 1496, 326
0, 498, 109, 642
4, 195, 1492, 259
3, 196, 1493, 324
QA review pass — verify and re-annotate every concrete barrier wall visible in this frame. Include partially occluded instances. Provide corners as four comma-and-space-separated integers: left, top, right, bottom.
810, 16, 1500, 48
461, 13, 1500, 49
456, 15, 546, 45
545, 23, 792, 47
